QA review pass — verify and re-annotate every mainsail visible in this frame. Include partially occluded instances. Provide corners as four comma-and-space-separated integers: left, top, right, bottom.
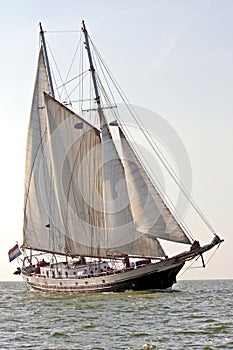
44, 93, 106, 257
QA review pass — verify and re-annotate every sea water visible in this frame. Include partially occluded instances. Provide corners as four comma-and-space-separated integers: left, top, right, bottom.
0, 280, 232, 350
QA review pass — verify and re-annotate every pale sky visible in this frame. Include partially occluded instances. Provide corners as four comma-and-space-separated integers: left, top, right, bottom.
0, 0, 232, 281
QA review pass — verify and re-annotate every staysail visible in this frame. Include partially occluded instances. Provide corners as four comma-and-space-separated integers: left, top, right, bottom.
119, 128, 191, 244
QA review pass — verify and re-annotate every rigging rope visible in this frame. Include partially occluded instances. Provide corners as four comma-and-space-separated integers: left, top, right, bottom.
93, 65, 195, 239
89, 39, 195, 240
56, 71, 89, 90
61, 35, 82, 98
46, 34, 82, 107
89, 37, 217, 238
46, 30, 81, 33
45, 29, 217, 241
178, 243, 221, 277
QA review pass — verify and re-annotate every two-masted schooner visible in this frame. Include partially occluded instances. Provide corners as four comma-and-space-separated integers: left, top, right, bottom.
11, 21, 223, 292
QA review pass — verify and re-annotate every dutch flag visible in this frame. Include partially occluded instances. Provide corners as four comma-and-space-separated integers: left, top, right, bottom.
8, 244, 22, 262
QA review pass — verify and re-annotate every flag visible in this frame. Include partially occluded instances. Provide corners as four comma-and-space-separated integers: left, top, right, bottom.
8, 244, 22, 262
109, 120, 119, 126
74, 122, 83, 129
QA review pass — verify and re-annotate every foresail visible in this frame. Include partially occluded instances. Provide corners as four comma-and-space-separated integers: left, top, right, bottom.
119, 128, 191, 245
23, 48, 66, 254
101, 123, 134, 243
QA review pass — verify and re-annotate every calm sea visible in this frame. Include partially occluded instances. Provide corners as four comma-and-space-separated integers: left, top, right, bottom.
0, 280, 232, 350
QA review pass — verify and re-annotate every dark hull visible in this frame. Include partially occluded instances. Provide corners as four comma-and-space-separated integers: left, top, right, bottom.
112, 263, 184, 292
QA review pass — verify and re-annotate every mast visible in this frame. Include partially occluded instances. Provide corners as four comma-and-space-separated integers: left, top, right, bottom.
81, 20, 104, 126
39, 22, 55, 98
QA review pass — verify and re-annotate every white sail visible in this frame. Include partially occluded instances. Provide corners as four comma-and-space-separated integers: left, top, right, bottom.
101, 123, 135, 247
23, 48, 66, 254
106, 234, 165, 258
101, 122, 165, 256
44, 93, 107, 257
119, 128, 191, 244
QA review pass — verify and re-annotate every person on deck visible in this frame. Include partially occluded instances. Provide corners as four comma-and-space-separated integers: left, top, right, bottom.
124, 255, 130, 268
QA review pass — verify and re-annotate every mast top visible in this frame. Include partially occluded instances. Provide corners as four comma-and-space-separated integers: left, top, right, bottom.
81, 20, 101, 107
81, 20, 86, 32
39, 22, 43, 34
39, 22, 55, 98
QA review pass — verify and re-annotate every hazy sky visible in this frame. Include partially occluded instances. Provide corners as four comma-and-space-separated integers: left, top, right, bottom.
0, 0, 232, 281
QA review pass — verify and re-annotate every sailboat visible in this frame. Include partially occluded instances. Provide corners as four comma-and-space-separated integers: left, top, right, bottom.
17, 21, 223, 292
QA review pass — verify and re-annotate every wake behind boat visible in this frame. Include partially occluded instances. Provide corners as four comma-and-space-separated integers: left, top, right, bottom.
9, 21, 223, 292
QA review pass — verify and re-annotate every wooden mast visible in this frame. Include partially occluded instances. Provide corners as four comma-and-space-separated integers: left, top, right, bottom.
81, 20, 104, 127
